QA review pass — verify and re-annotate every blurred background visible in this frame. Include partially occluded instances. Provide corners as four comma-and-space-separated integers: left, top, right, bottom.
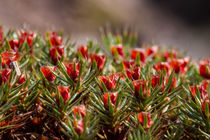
0, 0, 209, 59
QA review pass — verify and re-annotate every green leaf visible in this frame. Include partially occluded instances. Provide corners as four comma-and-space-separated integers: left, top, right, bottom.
5, 39, 11, 50
115, 91, 121, 110
205, 101, 209, 117
144, 115, 148, 128
100, 80, 108, 92
57, 61, 75, 86
108, 94, 114, 115
136, 53, 140, 66
139, 86, 143, 99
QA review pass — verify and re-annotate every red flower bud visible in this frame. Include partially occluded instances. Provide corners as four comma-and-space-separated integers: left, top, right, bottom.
77, 45, 88, 58
19, 31, 35, 46
74, 119, 84, 135
49, 45, 65, 64
163, 50, 177, 61
164, 77, 176, 92
58, 86, 70, 102
190, 80, 209, 100
0, 69, 12, 85
125, 67, 141, 80
170, 60, 182, 74
109, 72, 124, 81
146, 45, 158, 57
131, 48, 146, 63
138, 112, 152, 129
125, 69, 132, 79
181, 57, 190, 68
123, 60, 135, 69
57, 45, 64, 56
190, 85, 197, 97
154, 62, 170, 75
169, 57, 190, 74
103, 92, 118, 110
17, 74, 26, 85
151, 75, 161, 87
26, 35, 33, 46
73, 105, 86, 118
199, 59, 210, 79
64, 62, 80, 82
9, 40, 20, 51
98, 75, 116, 91
18, 31, 35, 54
201, 80, 209, 91
90, 54, 106, 71
132, 67, 141, 80
1, 51, 20, 67
49, 32, 62, 46
40, 66, 56, 82
132, 80, 149, 98
49, 47, 57, 62
111, 44, 124, 57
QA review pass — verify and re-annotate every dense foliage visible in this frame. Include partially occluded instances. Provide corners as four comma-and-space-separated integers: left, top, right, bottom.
0, 26, 209, 140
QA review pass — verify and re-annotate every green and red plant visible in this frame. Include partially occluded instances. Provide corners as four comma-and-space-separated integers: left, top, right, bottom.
0, 26, 209, 140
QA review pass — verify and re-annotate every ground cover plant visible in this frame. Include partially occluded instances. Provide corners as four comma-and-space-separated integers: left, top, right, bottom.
0, 26, 209, 139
